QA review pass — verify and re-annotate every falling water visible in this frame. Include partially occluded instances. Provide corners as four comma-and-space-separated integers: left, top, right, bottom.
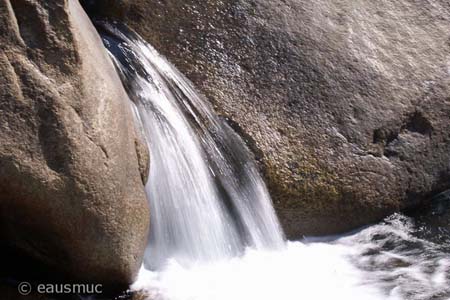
98, 23, 284, 269
96, 23, 450, 300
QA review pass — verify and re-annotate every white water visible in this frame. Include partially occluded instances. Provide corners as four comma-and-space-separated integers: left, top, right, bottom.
133, 242, 380, 300
99, 24, 450, 300
132, 242, 384, 300
131, 214, 450, 300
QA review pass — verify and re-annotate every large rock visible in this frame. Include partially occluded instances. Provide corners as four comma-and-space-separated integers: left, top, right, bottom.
85, 0, 450, 237
0, 0, 149, 289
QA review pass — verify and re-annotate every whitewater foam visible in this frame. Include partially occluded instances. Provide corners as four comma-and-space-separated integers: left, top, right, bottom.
131, 214, 450, 300
132, 241, 384, 300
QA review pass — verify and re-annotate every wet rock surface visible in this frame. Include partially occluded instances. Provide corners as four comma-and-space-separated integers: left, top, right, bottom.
85, 0, 450, 237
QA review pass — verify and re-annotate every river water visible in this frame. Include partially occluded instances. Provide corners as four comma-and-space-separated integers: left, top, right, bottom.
131, 213, 450, 300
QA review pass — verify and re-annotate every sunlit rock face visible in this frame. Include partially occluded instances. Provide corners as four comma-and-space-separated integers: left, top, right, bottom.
0, 0, 149, 288
86, 0, 450, 237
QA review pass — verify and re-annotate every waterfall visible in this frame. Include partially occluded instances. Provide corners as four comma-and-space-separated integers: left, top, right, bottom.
94, 22, 450, 300
97, 23, 284, 269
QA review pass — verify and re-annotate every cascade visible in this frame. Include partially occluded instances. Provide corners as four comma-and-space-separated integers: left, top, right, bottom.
98, 23, 284, 269
97, 23, 450, 300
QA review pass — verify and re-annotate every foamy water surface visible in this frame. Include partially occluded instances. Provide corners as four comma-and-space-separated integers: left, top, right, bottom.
132, 214, 450, 300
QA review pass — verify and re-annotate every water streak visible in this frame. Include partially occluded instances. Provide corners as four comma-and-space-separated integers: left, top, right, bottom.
99, 23, 284, 269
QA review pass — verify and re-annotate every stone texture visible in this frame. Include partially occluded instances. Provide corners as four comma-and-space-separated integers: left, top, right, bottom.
0, 0, 149, 288
84, 0, 450, 237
